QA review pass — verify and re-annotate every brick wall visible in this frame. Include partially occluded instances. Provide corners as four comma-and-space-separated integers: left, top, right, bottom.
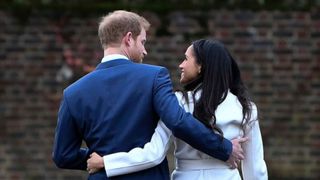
0, 9, 319, 179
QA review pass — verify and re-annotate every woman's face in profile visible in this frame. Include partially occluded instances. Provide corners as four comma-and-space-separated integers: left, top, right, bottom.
179, 45, 201, 84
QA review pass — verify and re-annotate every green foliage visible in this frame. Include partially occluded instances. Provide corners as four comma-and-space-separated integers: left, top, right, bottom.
0, 0, 319, 15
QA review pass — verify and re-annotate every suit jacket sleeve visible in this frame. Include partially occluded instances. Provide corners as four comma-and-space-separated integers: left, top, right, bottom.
241, 105, 268, 179
153, 67, 232, 161
52, 92, 89, 170
103, 121, 172, 177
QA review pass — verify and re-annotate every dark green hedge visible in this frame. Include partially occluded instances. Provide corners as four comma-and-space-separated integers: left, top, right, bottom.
1, 0, 319, 13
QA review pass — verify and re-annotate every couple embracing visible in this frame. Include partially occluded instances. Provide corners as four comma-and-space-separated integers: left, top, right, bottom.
52, 10, 267, 180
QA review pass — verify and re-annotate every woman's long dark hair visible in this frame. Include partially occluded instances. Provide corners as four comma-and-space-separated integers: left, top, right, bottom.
182, 39, 252, 137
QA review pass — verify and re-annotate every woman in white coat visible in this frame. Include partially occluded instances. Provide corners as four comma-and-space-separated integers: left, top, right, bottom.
87, 39, 268, 180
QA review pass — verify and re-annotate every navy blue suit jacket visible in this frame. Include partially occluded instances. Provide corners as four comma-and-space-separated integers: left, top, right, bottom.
52, 59, 232, 179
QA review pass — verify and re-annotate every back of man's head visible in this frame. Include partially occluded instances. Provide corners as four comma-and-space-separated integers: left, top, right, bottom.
98, 10, 150, 49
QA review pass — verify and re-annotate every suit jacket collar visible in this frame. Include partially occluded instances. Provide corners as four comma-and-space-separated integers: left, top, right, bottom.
95, 59, 133, 70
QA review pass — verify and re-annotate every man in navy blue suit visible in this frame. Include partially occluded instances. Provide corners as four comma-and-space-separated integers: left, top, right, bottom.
52, 10, 247, 179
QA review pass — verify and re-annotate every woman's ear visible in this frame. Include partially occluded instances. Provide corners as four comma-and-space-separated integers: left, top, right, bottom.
198, 65, 202, 74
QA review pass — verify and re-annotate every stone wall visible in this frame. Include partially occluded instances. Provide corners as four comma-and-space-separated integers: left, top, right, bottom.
0, 9, 319, 179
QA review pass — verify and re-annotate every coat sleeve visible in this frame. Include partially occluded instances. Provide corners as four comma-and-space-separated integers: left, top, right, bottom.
103, 121, 172, 177
52, 92, 89, 170
152, 67, 232, 161
241, 105, 268, 180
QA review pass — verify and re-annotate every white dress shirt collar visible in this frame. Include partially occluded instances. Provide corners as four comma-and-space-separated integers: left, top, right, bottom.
101, 54, 129, 63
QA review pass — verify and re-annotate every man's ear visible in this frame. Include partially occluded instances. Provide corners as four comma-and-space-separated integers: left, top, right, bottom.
124, 32, 133, 46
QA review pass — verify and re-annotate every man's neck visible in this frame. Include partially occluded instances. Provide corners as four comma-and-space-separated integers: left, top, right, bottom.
104, 48, 121, 56
104, 46, 129, 58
